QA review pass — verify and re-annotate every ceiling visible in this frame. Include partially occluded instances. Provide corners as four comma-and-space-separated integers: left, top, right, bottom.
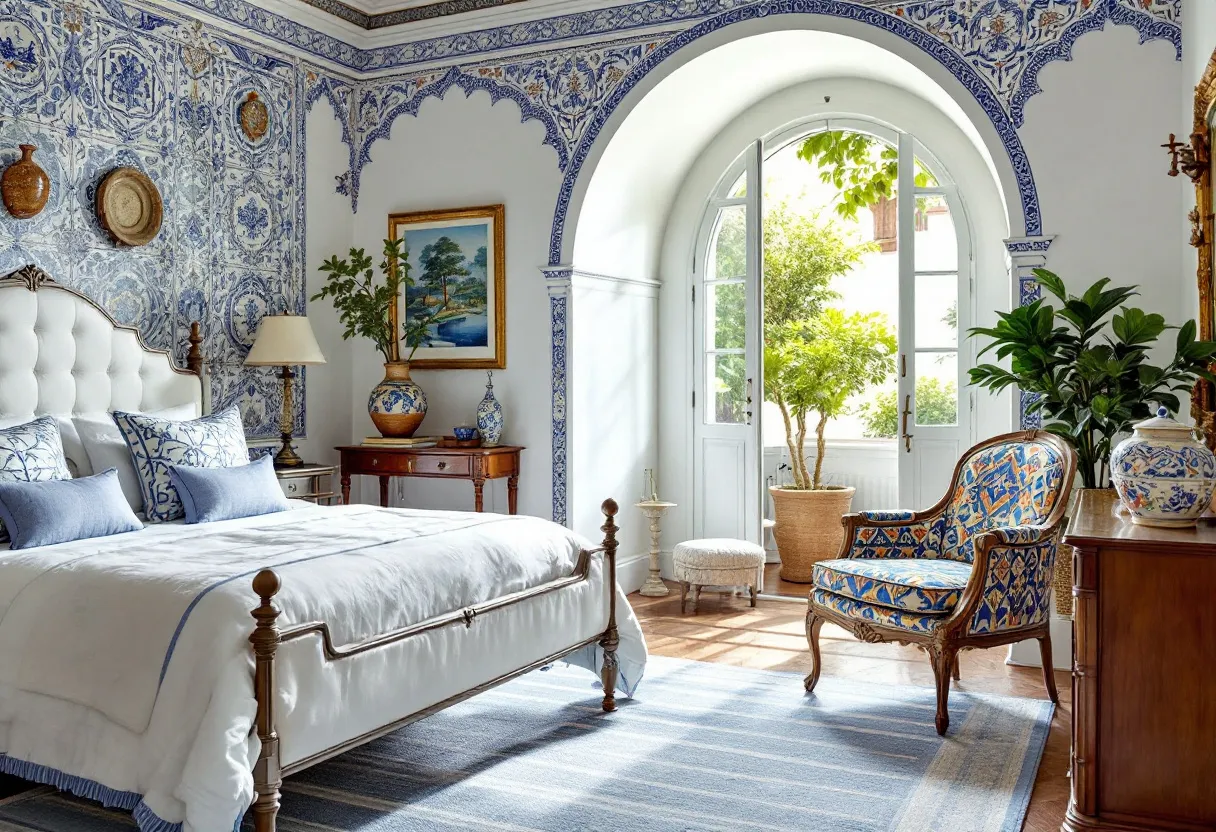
286, 0, 908, 33
292, 0, 529, 29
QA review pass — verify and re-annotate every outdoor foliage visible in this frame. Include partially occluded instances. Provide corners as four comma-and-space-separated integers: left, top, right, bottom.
857, 377, 958, 438
766, 310, 896, 488
968, 269, 1216, 488
312, 237, 448, 364
796, 130, 934, 221
710, 203, 875, 422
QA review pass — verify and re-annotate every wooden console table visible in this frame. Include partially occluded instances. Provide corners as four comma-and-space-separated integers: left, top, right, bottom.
336, 445, 524, 513
1062, 490, 1216, 832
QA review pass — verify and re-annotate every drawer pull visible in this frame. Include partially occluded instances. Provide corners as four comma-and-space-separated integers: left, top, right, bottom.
286, 482, 298, 493
437, 461, 447, 470
371, 458, 380, 467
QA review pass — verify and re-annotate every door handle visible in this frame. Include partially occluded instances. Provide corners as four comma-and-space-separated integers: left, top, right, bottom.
901, 394, 913, 453
900, 354, 907, 378
745, 377, 754, 425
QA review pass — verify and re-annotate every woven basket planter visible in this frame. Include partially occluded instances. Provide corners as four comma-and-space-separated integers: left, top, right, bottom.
770, 485, 855, 583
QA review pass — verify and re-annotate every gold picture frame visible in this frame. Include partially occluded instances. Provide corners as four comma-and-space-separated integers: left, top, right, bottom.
1190, 47, 1216, 444
387, 204, 506, 369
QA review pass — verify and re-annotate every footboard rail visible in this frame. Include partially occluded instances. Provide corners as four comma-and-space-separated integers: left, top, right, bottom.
247, 498, 621, 832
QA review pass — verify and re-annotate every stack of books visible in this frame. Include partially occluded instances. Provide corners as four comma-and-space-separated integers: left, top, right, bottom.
361, 436, 439, 449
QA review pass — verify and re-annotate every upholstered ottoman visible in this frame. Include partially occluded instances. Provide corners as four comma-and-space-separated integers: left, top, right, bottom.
673, 539, 766, 614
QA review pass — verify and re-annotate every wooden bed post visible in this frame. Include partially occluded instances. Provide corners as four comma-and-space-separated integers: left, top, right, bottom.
599, 498, 620, 713
250, 570, 283, 832
186, 322, 204, 376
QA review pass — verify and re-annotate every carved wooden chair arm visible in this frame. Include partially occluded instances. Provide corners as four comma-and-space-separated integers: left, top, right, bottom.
946, 525, 1061, 637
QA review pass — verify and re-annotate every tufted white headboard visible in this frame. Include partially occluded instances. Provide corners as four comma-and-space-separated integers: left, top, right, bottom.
0, 265, 205, 425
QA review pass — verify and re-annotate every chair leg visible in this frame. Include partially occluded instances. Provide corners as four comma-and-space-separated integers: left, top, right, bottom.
929, 645, 957, 735
952, 654, 961, 682
1038, 634, 1060, 704
691, 584, 700, 613
679, 581, 688, 615
803, 611, 825, 693
749, 585, 757, 608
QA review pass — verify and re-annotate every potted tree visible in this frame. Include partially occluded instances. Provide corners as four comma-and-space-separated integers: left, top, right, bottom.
312, 237, 447, 437
968, 268, 1216, 612
766, 309, 896, 582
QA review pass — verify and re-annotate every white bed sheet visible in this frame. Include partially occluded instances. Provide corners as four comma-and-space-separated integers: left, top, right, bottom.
0, 504, 646, 832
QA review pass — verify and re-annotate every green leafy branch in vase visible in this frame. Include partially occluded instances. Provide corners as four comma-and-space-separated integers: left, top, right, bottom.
967, 268, 1216, 489
311, 237, 447, 363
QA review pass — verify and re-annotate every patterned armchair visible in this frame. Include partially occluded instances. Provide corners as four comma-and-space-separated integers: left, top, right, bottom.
804, 430, 1077, 734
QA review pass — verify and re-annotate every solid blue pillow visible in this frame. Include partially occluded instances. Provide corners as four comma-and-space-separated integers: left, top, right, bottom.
169, 456, 291, 524
0, 468, 143, 549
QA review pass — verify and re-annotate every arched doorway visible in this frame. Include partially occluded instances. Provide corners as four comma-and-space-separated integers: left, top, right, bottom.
552, 24, 1026, 564
692, 114, 977, 547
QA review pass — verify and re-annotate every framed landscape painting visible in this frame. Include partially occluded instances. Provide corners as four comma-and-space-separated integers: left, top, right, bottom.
388, 204, 506, 369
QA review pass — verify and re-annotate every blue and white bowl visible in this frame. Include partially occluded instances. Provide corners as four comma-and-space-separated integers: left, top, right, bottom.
1111, 407, 1216, 527
453, 426, 479, 442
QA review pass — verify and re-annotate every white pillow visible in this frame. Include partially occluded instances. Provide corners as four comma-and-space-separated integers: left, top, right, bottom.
76, 405, 199, 514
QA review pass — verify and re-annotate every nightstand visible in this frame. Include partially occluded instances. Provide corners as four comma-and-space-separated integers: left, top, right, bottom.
274, 463, 336, 504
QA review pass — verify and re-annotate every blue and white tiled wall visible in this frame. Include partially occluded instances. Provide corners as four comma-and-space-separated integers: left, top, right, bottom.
0, 0, 320, 439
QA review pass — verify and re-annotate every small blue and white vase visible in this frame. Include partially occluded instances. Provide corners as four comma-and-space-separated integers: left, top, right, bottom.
369, 361, 427, 438
476, 371, 504, 448
1111, 406, 1216, 527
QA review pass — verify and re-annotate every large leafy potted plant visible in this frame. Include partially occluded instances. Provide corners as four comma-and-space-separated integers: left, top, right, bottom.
968, 269, 1216, 488
766, 310, 896, 582
968, 269, 1216, 617
312, 238, 447, 437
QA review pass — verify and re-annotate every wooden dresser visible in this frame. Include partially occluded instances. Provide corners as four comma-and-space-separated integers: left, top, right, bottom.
1061, 490, 1216, 832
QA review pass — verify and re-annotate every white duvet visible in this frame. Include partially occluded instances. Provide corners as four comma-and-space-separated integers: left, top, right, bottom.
0, 504, 646, 831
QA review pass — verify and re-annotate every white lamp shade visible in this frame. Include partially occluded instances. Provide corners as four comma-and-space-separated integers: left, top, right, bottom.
245, 315, 327, 366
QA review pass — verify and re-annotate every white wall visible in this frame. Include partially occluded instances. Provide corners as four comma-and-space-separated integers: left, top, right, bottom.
1022, 27, 1185, 345
346, 88, 561, 518
299, 103, 355, 467
571, 273, 659, 572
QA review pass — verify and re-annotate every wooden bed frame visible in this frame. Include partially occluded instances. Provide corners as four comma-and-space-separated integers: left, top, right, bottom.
244, 504, 622, 832
0, 265, 623, 832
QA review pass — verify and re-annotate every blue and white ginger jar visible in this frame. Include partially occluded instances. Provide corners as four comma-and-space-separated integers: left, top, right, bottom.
369, 361, 427, 437
1111, 407, 1216, 527
476, 371, 504, 448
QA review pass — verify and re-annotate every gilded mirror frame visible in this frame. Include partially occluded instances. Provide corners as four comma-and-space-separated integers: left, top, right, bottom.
1191, 47, 1216, 446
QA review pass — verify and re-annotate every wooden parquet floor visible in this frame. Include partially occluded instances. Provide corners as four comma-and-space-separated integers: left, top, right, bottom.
632, 582, 1070, 832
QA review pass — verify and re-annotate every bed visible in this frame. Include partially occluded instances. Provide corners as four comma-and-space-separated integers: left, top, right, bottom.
0, 265, 646, 832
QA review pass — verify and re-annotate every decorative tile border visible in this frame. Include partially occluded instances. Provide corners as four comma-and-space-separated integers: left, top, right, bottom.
1005, 235, 1055, 431
541, 265, 573, 526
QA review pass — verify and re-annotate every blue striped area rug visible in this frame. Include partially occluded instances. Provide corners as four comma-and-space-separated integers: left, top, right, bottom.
0, 655, 1052, 832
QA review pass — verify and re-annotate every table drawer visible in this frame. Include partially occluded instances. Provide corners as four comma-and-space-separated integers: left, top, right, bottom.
278, 475, 315, 498
410, 454, 470, 477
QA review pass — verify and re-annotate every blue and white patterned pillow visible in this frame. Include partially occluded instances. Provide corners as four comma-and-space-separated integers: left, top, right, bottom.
113, 406, 248, 523
0, 416, 72, 542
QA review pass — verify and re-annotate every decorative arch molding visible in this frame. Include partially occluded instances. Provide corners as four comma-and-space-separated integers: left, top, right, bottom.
1005, 0, 1181, 128
307, 0, 1177, 216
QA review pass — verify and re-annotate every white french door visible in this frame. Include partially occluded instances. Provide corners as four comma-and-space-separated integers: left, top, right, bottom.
692, 140, 764, 543
895, 132, 973, 508
692, 123, 972, 537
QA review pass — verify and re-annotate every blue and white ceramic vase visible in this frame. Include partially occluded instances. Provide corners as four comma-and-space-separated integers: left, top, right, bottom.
476, 371, 504, 448
369, 361, 427, 437
1111, 406, 1216, 527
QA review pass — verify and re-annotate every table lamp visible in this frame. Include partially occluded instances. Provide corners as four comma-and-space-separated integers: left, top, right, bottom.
245, 314, 326, 468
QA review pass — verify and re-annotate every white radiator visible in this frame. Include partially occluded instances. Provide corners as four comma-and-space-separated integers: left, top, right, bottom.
763, 441, 900, 516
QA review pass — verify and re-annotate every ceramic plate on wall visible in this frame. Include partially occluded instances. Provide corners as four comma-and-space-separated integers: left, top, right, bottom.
97, 167, 163, 247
